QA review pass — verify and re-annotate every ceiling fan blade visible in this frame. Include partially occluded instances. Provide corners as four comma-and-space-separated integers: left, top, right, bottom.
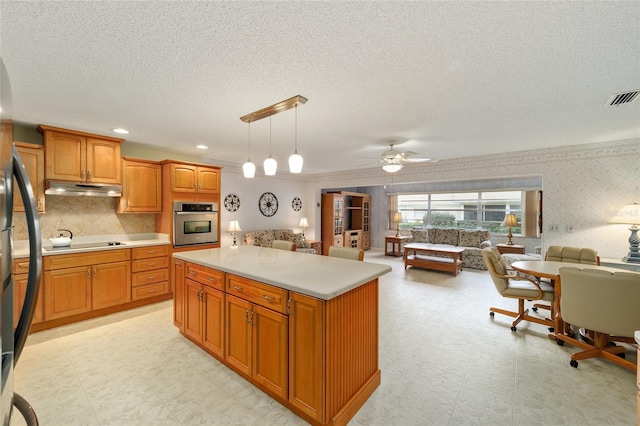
405, 157, 437, 163
401, 150, 418, 157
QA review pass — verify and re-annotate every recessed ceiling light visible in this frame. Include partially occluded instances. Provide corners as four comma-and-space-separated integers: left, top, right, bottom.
112, 128, 129, 134
196, 145, 208, 150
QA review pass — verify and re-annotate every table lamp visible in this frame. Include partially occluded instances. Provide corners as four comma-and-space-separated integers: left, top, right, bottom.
226, 220, 241, 248
500, 213, 519, 245
299, 217, 309, 240
392, 212, 403, 237
608, 203, 640, 263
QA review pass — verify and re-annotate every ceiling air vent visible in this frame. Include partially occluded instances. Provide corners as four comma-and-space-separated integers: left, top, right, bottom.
607, 90, 639, 106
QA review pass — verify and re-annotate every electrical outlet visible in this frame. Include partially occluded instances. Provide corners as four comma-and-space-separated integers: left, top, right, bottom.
549, 224, 559, 232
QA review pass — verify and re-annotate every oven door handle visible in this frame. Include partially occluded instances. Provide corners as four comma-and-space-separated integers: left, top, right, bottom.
174, 211, 216, 215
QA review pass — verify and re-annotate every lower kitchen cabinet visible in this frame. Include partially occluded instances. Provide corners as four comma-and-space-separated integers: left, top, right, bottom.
131, 246, 170, 301
225, 294, 288, 400
172, 259, 185, 330
92, 261, 132, 309
44, 266, 93, 320
13, 259, 44, 328
184, 278, 224, 358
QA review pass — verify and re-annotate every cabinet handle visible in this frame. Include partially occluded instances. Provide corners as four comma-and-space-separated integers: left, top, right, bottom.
87, 268, 91, 279
87, 170, 92, 180
147, 276, 155, 280
174, 261, 182, 265
232, 285, 243, 292
147, 262, 156, 266
208, 276, 216, 282
262, 294, 275, 302
94, 268, 97, 278
245, 309, 250, 323
146, 289, 156, 293
188, 270, 197, 275
81, 170, 85, 179
287, 298, 293, 315
251, 309, 256, 325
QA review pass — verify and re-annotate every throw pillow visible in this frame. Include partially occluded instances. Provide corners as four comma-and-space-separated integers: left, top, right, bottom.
410, 229, 429, 243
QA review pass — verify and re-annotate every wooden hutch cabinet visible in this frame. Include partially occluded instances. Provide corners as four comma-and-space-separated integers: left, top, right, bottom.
321, 191, 371, 255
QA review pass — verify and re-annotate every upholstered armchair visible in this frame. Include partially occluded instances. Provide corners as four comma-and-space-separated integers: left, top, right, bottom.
482, 247, 554, 332
558, 266, 640, 371
272, 240, 296, 251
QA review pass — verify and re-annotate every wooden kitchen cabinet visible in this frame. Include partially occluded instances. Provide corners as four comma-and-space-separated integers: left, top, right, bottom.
13, 142, 45, 213
131, 246, 170, 300
38, 125, 124, 184
225, 275, 288, 400
12, 259, 44, 328
43, 249, 131, 320
118, 158, 162, 213
172, 259, 185, 330
165, 162, 220, 194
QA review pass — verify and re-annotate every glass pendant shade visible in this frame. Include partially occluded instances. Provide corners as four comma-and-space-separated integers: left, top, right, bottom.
289, 152, 303, 173
264, 157, 277, 176
242, 160, 256, 178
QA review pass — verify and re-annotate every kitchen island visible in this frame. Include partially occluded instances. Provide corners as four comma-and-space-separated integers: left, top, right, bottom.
173, 245, 391, 426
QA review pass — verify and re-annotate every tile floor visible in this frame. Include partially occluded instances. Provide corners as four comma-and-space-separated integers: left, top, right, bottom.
10, 249, 638, 425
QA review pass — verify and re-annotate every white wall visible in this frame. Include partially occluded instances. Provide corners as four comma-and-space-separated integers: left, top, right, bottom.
307, 138, 640, 259
219, 164, 311, 247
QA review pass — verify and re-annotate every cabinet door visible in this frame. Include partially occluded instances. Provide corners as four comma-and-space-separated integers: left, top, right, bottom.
253, 304, 288, 399
44, 267, 92, 320
202, 285, 224, 358
86, 138, 121, 184
172, 259, 185, 330
170, 163, 198, 192
288, 292, 324, 422
13, 274, 44, 328
13, 144, 45, 213
119, 160, 162, 212
197, 167, 220, 193
44, 131, 85, 181
225, 294, 252, 377
184, 279, 204, 342
92, 261, 131, 310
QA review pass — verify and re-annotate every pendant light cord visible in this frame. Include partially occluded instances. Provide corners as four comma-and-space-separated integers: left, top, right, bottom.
247, 121, 251, 160
269, 115, 273, 157
294, 104, 298, 154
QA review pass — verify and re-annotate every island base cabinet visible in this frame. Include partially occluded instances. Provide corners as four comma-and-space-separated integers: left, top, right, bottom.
225, 294, 288, 400
172, 259, 185, 330
288, 292, 325, 423
184, 278, 224, 359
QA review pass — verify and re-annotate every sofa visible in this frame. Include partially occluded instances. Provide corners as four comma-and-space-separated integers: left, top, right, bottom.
404, 227, 492, 270
242, 229, 316, 254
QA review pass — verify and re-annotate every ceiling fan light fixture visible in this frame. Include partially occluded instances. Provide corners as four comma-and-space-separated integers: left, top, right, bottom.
383, 163, 403, 173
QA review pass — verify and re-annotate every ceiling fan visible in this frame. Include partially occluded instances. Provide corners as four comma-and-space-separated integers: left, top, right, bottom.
379, 141, 434, 173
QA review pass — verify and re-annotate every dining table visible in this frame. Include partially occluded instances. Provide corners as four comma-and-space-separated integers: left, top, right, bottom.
510, 260, 624, 340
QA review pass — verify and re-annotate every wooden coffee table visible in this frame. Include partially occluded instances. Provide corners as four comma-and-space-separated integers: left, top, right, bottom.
404, 243, 465, 276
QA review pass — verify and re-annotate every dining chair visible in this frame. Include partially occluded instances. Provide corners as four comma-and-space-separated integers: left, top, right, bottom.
482, 247, 554, 332
558, 266, 640, 371
328, 246, 364, 261
272, 240, 296, 251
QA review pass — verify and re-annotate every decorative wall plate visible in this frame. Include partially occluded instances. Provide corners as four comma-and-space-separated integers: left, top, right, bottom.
224, 193, 240, 212
259, 192, 278, 217
292, 197, 302, 212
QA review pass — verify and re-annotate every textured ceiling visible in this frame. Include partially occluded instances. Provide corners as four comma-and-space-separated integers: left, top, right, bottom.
2, 1, 639, 174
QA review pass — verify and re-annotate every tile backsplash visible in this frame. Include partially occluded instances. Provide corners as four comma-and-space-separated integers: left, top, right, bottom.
12, 196, 156, 241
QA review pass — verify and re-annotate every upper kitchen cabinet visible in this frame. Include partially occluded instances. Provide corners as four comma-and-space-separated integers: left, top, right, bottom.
118, 157, 162, 213
13, 142, 45, 213
161, 161, 220, 194
37, 125, 124, 184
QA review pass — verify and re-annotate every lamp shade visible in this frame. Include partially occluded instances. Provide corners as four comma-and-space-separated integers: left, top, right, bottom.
608, 203, 640, 225
299, 217, 309, 228
289, 152, 303, 173
263, 157, 277, 176
226, 220, 241, 233
383, 163, 403, 173
392, 212, 403, 223
242, 160, 256, 178
500, 214, 519, 227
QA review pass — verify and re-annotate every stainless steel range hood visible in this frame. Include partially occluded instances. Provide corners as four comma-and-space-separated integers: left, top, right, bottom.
45, 181, 122, 197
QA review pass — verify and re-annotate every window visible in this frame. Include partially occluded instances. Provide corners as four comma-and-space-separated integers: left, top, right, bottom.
396, 190, 529, 235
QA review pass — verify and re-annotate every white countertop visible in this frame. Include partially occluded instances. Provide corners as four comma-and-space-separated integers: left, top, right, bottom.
13, 233, 170, 258
635, 330, 640, 346
173, 245, 392, 300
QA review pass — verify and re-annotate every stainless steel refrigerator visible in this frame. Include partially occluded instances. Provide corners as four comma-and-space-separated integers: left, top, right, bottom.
1, 61, 43, 424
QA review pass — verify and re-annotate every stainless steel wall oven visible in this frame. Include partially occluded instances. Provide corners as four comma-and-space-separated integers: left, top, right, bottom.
173, 201, 219, 247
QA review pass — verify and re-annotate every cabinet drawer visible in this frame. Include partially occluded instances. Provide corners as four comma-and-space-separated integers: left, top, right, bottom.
226, 274, 288, 314
333, 237, 343, 247
44, 249, 131, 270
132, 256, 169, 272
132, 281, 169, 300
186, 263, 224, 290
12, 259, 30, 275
131, 245, 169, 260
133, 268, 169, 286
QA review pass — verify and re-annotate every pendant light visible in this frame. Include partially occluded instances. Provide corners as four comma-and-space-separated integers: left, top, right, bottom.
288, 104, 303, 173
242, 121, 256, 178
263, 116, 277, 176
